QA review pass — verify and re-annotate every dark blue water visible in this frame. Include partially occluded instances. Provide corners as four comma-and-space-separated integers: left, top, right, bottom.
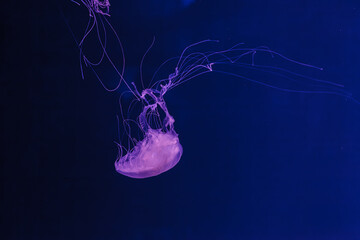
1, 0, 360, 239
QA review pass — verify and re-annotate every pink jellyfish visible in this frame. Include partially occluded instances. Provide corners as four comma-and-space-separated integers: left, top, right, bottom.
70, 1, 357, 179
113, 38, 357, 179
115, 87, 183, 178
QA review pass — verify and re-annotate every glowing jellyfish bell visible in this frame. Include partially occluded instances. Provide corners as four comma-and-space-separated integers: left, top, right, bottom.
115, 128, 182, 178
71, 1, 357, 179
115, 87, 183, 178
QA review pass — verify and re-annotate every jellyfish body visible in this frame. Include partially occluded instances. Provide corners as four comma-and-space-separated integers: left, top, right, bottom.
115, 129, 182, 178
115, 87, 183, 178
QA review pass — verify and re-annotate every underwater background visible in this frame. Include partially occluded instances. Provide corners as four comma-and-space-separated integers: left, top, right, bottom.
1, 0, 360, 239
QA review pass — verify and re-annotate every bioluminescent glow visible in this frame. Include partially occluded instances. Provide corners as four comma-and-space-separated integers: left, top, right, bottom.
70, 0, 357, 178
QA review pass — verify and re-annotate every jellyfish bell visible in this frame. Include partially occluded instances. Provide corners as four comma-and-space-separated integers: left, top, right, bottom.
115, 128, 183, 178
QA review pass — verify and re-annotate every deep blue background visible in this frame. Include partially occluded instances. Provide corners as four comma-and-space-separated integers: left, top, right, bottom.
1, 0, 360, 239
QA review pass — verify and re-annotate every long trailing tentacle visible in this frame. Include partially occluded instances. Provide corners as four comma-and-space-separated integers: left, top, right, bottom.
149, 40, 357, 104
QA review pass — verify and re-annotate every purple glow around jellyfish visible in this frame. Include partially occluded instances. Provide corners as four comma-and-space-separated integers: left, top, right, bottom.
71, 1, 357, 178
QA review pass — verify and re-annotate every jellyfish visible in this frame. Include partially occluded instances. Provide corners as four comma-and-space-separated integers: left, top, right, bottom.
69, 1, 357, 178
115, 86, 183, 178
